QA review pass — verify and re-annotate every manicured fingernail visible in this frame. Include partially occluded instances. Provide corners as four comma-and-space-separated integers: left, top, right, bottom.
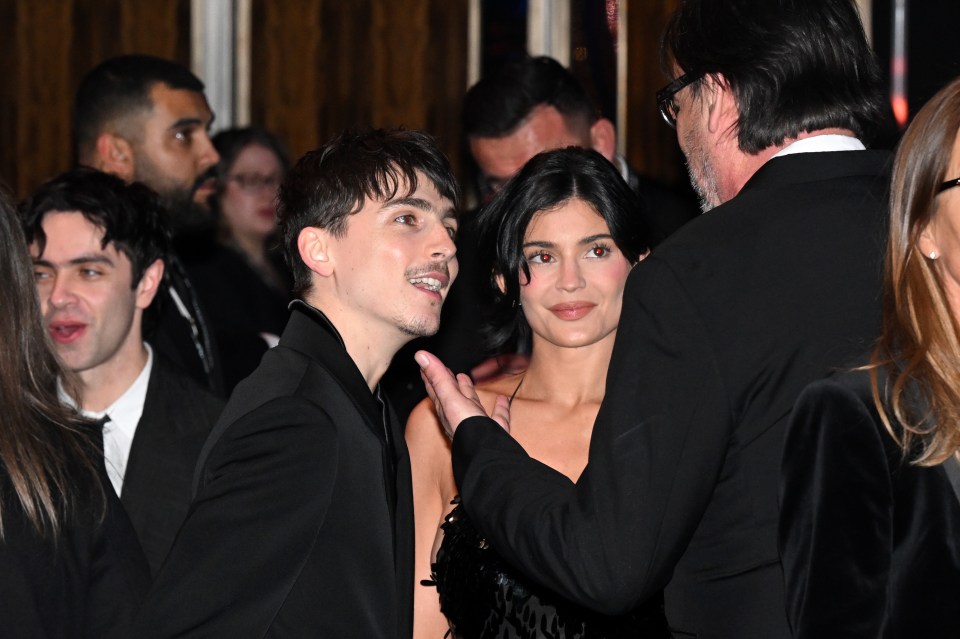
415, 352, 429, 367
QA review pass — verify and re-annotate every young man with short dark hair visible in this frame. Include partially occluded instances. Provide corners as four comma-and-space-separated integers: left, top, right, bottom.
21, 168, 223, 576
131, 129, 459, 638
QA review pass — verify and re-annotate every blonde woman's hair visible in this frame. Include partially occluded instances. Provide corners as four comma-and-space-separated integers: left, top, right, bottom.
871, 76, 960, 465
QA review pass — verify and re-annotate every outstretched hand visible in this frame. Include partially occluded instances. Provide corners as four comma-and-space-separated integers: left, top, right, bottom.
415, 350, 511, 438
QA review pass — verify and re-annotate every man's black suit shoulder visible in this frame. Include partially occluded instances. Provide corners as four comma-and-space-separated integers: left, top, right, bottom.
121, 354, 223, 575
130, 304, 414, 638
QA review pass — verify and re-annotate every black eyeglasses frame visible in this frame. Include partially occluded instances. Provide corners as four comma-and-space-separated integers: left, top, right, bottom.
656, 71, 704, 129
938, 177, 960, 194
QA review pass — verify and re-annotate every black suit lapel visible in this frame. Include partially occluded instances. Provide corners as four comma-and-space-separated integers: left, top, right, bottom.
281, 301, 415, 634
121, 364, 163, 510
280, 301, 384, 429
386, 397, 415, 638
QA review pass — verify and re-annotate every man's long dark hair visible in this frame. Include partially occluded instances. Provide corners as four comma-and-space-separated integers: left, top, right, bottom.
662, 0, 884, 153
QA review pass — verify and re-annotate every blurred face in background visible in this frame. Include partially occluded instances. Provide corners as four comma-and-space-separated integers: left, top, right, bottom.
219, 143, 285, 245
469, 105, 592, 204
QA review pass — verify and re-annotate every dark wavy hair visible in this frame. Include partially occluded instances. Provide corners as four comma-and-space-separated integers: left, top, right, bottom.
0, 192, 105, 540
21, 168, 170, 287
278, 128, 459, 298
662, 0, 884, 153
476, 147, 651, 352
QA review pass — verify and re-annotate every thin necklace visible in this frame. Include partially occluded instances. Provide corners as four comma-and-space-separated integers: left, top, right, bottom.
508, 375, 525, 406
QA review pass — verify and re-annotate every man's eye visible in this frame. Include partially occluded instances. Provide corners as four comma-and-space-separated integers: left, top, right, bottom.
80, 268, 102, 278
445, 225, 457, 240
34, 270, 50, 281
174, 130, 193, 144
395, 214, 417, 226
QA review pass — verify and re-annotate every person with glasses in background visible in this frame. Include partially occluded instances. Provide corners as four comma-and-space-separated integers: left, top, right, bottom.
780, 76, 960, 638
187, 127, 293, 391
416, 0, 891, 636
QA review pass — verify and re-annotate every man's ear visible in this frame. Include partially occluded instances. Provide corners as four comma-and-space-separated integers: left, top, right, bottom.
94, 133, 135, 181
589, 117, 617, 162
298, 227, 335, 278
704, 73, 737, 137
135, 259, 165, 310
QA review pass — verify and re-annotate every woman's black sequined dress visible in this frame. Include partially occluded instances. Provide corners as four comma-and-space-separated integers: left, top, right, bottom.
432, 499, 671, 639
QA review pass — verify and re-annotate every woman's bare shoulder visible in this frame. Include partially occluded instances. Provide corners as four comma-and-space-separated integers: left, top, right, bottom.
405, 397, 450, 454
475, 372, 525, 413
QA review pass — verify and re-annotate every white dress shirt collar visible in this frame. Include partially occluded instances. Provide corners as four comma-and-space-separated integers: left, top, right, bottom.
60, 344, 153, 496
772, 134, 866, 158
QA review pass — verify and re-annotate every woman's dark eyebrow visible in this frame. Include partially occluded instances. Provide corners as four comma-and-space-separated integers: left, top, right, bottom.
522, 233, 614, 250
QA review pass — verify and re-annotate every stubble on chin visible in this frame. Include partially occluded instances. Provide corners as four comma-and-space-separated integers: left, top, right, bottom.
681, 123, 722, 214
396, 309, 442, 338
686, 162, 720, 214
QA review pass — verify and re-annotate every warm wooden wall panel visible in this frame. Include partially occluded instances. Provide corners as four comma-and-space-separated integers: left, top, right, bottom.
250, 0, 469, 180
10, 2, 74, 200
0, 0, 189, 199
625, 0, 687, 187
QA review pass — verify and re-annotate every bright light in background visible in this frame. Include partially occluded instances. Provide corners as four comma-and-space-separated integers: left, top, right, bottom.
606, 0, 618, 49
891, 0, 908, 128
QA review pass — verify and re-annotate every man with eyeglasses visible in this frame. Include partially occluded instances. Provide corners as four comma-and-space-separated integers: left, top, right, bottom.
416, 0, 892, 637
465, 55, 696, 238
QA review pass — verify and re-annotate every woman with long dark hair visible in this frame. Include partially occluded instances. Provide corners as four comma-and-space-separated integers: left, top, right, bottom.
407, 148, 669, 638
780, 77, 960, 637
0, 194, 148, 637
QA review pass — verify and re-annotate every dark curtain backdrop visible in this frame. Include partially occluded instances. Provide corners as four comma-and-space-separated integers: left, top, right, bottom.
0, 0, 191, 198
2, 0, 689, 200
249, 0, 469, 181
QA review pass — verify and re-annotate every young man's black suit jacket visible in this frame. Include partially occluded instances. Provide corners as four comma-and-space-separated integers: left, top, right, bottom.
129, 301, 415, 638
449, 150, 891, 639
120, 355, 223, 575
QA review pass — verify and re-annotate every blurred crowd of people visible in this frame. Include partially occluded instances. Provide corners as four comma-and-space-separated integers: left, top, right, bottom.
1, 0, 959, 637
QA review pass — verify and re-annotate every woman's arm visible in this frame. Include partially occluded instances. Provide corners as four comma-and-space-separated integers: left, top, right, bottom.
406, 397, 458, 639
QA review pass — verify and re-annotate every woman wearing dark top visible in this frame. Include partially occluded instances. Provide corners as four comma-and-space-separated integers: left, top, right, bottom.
0, 195, 149, 637
780, 77, 960, 637
188, 127, 293, 390
406, 148, 669, 638
192, 126, 293, 338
